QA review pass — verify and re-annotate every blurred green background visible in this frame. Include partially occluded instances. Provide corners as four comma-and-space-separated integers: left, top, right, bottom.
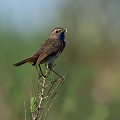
0, 0, 120, 120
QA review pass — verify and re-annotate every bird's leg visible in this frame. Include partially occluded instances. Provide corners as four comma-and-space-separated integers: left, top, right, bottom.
50, 68, 62, 78
47, 62, 56, 69
38, 64, 46, 78
48, 62, 63, 79
50, 68, 65, 83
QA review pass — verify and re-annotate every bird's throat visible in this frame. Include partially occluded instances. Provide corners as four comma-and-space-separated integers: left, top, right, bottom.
58, 32, 65, 42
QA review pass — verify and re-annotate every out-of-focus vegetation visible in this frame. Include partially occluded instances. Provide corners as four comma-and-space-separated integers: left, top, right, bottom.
0, 0, 120, 120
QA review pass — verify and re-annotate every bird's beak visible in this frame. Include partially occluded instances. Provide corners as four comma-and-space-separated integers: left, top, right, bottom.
64, 29, 67, 32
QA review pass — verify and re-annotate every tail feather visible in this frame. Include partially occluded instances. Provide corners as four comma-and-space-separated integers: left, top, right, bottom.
13, 57, 34, 67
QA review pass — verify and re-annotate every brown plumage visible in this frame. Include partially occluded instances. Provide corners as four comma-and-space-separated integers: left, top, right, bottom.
13, 27, 66, 67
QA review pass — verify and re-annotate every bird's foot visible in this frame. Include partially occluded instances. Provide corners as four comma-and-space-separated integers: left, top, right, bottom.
59, 72, 67, 84
36, 71, 46, 78
59, 77, 65, 84
41, 73, 46, 78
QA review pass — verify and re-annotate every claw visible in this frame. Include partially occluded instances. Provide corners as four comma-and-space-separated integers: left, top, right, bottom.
41, 74, 46, 78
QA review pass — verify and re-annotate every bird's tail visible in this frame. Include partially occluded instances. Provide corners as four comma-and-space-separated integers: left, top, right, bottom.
13, 57, 34, 67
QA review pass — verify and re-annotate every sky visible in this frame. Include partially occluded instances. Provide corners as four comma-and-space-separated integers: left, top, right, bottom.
0, 0, 62, 31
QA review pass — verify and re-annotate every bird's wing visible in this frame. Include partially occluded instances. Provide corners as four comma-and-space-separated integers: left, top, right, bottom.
36, 38, 62, 64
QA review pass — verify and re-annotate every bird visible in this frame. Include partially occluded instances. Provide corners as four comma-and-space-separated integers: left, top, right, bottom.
13, 27, 67, 78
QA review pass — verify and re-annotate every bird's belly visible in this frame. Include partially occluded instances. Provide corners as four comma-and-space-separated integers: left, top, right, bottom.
41, 51, 61, 64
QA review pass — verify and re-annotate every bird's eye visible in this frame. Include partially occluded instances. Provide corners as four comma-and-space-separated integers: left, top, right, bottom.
55, 30, 58, 33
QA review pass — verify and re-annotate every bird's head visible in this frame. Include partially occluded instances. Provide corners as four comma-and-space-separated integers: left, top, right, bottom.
50, 27, 67, 42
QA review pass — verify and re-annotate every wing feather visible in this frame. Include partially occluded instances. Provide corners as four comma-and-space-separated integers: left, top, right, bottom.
36, 38, 62, 64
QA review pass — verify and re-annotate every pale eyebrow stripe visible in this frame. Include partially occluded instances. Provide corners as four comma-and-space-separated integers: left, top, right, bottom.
52, 29, 60, 33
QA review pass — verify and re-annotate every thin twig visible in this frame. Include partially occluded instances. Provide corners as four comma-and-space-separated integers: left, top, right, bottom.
40, 95, 58, 120
24, 101, 27, 120
42, 91, 57, 109
38, 68, 49, 118
31, 66, 66, 120
46, 79, 57, 95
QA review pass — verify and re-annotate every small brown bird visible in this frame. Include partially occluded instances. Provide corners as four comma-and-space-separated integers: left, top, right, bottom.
13, 27, 67, 77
